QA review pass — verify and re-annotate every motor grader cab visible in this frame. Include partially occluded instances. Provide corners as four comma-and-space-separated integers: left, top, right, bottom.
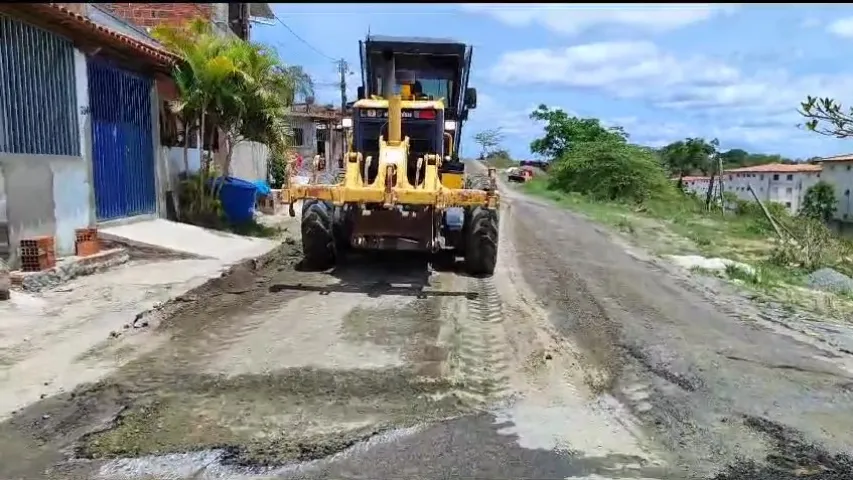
280, 34, 499, 275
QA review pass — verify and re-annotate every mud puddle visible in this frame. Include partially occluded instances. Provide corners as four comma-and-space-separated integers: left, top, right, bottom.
0, 248, 479, 479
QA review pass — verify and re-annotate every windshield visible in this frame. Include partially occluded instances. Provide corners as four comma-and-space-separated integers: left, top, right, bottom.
373, 69, 454, 101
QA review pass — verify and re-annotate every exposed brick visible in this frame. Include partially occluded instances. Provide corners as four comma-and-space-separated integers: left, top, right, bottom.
101, 3, 213, 30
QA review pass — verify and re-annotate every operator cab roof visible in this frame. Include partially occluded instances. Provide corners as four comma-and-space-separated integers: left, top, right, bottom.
365, 35, 467, 56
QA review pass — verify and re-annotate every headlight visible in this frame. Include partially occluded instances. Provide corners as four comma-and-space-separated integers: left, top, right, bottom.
444, 120, 457, 131
341, 117, 353, 128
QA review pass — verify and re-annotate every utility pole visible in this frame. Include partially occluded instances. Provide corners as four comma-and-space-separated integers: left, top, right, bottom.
337, 59, 349, 112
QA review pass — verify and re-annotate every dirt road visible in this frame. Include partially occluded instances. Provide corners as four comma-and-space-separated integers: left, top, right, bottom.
2, 167, 853, 479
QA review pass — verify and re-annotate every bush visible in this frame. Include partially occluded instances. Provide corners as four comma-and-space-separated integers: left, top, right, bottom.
547, 141, 678, 204
800, 181, 836, 222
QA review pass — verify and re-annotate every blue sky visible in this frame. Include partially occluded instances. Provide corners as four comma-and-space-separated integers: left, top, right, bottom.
253, 3, 853, 160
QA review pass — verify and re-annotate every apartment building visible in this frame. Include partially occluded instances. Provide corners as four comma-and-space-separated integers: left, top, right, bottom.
723, 163, 822, 214
813, 154, 853, 222
681, 175, 721, 198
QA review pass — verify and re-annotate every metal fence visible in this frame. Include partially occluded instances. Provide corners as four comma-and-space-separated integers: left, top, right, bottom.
0, 14, 79, 156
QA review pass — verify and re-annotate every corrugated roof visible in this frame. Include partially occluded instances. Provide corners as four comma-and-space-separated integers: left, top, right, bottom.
682, 176, 711, 182
724, 163, 821, 174
249, 3, 275, 20
0, 3, 179, 69
815, 153, 853, 163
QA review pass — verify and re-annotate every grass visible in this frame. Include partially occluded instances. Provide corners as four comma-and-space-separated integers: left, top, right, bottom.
519, 176, 853, 319
522, 177, 775, 262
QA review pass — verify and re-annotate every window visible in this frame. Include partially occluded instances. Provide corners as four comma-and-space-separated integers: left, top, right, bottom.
846, 189, 851, 197
786, 174, 793, 180
848, 165, 851, 171
817, 173, 821, 178
0, 16, 79, 156
785, 202, 791, 208
292, 127, 305, 147
785, 187, 792, 195
760, 174, 764, 180
773, 174, 779, 180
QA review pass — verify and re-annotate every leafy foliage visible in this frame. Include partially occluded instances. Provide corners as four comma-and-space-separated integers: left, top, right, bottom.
548, 141, 676, 204
152, 19, 313, 223
800, 181, 837, 222
799, 96, 853, 138
528, 106, 673, 204
529, 104, 628, 160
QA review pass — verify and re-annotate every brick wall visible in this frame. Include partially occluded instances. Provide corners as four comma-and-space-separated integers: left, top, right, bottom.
100, 3, 213, 29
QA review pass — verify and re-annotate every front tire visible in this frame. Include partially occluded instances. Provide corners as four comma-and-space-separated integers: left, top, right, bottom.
464, 206, 498, 276
301, 200, 336, 270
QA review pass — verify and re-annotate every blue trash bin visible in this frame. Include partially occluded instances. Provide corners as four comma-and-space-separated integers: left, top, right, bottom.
212, 177, 258, 224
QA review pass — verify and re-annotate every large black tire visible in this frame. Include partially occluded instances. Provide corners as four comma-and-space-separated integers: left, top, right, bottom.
301, 200, 336, 270
464, 206, 498, 276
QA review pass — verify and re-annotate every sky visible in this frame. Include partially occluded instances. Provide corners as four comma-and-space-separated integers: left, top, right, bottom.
252, 3, 853, 160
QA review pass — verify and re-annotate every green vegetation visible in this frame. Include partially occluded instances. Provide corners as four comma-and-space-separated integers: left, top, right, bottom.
519, 104, 853, 308
153, 19, 311, 236
800, 181, 837, 223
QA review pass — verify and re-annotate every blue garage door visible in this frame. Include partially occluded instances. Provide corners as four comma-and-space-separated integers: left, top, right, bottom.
87, 59, 156, 221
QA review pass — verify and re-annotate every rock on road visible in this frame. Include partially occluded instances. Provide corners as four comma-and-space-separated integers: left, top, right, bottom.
1, 162, 853, 479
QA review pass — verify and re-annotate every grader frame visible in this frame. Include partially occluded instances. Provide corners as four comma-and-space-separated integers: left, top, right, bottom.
279, 36, 500, 275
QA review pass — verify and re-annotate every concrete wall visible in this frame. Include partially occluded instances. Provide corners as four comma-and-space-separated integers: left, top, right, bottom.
820, 161, 853, 221
229, 141, 270, 182
722, 170, 820, 214
290, 117, 318, 160
0, 156, 92, 266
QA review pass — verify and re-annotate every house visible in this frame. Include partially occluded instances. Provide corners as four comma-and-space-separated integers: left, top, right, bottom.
722, 163, 822, 214
288, 103, 348, 164
94, 3, 274, 41
812, 153, 853, 222
680, 176, 721, 199
0, 3, 181, 266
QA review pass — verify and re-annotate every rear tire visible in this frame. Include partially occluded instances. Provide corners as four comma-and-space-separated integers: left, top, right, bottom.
464, 206, 498, 276
301, 200, 336, 270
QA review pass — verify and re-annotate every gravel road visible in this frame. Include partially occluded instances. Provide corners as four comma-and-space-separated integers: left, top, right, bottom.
1, 163, 852, 479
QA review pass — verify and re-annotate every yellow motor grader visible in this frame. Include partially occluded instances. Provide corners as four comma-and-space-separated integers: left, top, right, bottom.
281, 35, 499, 275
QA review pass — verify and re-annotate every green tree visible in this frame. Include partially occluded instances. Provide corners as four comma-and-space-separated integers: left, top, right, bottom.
153, 19, 313, 221
800, 181, 837, 222
473, 128, 505, 158
548, 141, 676, 204
660, 137, 719, 179
529, 104, 627, 160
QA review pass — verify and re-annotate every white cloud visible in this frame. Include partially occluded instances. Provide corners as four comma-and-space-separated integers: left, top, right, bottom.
462, 3, 738, 36
489, 41, 853, 123
828, 17, 853, 37
490, 41, 738, 93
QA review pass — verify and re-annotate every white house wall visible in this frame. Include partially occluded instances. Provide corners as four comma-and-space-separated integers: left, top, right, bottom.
820, 161, 853, 221
722, 170, 819, 214
0, 17, 94, 266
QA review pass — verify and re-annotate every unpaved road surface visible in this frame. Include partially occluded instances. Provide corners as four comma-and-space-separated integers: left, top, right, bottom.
2, 166, 853, 479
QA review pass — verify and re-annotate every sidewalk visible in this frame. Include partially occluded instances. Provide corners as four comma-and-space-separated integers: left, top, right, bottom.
0, 218, 296, 421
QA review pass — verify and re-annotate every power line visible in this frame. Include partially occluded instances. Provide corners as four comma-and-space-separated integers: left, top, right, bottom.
272, 13, 337, 62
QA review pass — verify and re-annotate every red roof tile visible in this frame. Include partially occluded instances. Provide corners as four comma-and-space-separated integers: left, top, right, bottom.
815, 153, 853, 163
724, 163, 821, 174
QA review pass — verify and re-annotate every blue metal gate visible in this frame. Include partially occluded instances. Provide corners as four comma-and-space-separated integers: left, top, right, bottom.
87, 59, 156, 221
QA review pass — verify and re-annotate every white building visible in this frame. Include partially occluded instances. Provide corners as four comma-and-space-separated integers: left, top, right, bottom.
681, 176, 721, 198
722, 163, 822, 214
813, 154, 853, 222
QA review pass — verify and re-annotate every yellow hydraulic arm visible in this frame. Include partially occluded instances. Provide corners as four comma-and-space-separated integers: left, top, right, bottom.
281, 94, 499, 213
